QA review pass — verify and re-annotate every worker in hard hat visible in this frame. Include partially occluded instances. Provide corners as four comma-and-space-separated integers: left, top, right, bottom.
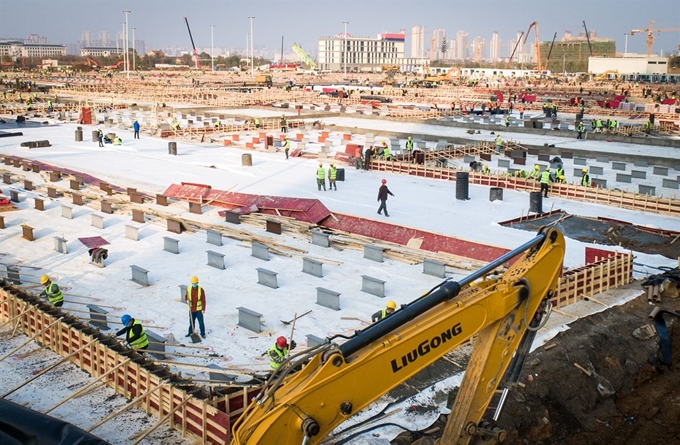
280, 114, 287, 133
267, 336, 297, 370
328, 163, 338, 191
39, 275, 64, 307
185, 275, 206, 339
405, 136, 414, 159
316, 163, 327, 191
377, 178, 394, 217
540, 168, 552, 198
116, 314, 149, 350
581, 168, 591, 187
372, 300, 397, 322
530, 164, 541, 180
495, 134, 502, 154
482, 164, 491, 174
283, 136, 290, 159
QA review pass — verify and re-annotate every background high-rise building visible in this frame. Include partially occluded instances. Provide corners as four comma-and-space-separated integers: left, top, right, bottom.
411, 25, 424, 59
456, 31, 468, 60
431, 29, 447, 60
489, 31, 501, 61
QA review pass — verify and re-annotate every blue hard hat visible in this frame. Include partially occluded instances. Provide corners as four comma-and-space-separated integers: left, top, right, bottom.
121, 314, 131, 326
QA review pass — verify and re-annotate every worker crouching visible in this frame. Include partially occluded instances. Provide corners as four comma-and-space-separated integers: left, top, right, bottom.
116, 314, 149, 350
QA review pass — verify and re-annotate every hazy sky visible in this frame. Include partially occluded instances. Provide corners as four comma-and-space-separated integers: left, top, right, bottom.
1, 0, 678, 57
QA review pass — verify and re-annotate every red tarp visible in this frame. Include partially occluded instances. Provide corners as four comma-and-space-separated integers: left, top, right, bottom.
662, 98, 678, 105
163, 183, 331, 224
78, 236, 110, 248
321, 213, 510, 263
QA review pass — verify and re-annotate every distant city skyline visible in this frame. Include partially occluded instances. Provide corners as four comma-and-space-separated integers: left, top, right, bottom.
1, 0, 678, 59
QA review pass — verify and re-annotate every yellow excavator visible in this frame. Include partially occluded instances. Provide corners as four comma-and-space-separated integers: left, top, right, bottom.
232, 227, 565, 445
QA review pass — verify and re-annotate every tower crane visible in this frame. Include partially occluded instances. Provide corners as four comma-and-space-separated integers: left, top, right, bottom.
507, 31, 524, 68
630, 21, 680, 57
523, 21, 542, 71
184, 16, 201, 69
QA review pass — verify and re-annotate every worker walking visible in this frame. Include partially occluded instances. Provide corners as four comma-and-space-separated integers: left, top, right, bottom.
377, 179, 394, 217
185, 275, 207, 339
316, 163, 327, 191
495, 134, 502, 154
355, 146, 363, 170
254, 117, 260, 129
581, 168, 591, 187
372, 300, 397, 322
328, 163, 338, 191
576, 121, 584, 139
133, 120, 140, 139
97, 129, 104, 147
267, 336, 297, 370
39, 275, 64, 307
540, 168, 552, 198
116, 314, 149, 350
505, 114, 510, 127
283, 137, 290, 159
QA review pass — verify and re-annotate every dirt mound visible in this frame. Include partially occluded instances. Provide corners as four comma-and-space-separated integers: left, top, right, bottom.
395, 289, 680, 444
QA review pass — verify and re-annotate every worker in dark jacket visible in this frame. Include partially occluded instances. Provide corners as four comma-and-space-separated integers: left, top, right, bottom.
267, 336, 297, 370
377, 179, 395, 217
39, 274, 64, 307
116, 314, 149, 350
133, 120, 140, 139
372, 300, 397, 322
364, 146, 373, 171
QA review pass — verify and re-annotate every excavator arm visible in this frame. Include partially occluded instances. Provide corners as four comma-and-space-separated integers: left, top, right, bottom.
232, 227, 565, 445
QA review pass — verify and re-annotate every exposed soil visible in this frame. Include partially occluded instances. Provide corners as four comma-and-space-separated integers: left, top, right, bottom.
393, 287, 680, 444
506, 211, 680, 259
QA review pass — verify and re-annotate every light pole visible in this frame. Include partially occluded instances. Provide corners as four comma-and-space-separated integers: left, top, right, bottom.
562, 53, 566, 74
248, 16, 255, 78
624, 33, 629, 56
211, 25, 215, 71
343, 21, 349, 75
123, 10, 130, 79
132, 27, 136, 72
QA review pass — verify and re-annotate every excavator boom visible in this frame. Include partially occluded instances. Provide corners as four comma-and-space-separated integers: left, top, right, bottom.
232, 227, 565, 445
523, 21, 542, 71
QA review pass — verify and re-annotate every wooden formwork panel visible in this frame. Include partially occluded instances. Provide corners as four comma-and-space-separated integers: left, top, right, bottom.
0, 287, 237, 444
551, 253, 633, 309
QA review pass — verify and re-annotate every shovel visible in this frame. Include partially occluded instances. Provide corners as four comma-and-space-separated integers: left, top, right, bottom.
188, 300, 202, 344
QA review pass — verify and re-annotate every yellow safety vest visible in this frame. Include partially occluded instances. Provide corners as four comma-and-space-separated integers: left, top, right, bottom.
186, 285, 204, 311
127, 320, 148, 349
45, 282, 63, 305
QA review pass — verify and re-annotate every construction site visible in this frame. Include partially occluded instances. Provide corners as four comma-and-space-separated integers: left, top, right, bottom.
0, 64, 679, 445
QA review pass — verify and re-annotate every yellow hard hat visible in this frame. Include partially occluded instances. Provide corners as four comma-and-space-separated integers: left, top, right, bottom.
319, 163, 323, 167
484, 165, 489, 169
534, 165, 540, 170
582, 168, 588, 173
40, 275, 50, 284
386, 300, 397, 310
559, 175, 565, 180
191, 275, 199, 284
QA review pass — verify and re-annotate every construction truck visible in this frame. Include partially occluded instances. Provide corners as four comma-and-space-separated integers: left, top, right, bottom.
256, 74, 273, 87
232, 227, 566, 445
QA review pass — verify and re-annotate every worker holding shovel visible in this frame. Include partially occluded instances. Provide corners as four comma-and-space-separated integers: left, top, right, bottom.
185, 275, 206, 341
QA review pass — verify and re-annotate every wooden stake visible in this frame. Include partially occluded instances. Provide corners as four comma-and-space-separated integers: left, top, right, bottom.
3, 338, 98, 397
44, 358, 132, 414
0, 317, 63, 363
573, 362, 593, 377
88, 384, 166, 432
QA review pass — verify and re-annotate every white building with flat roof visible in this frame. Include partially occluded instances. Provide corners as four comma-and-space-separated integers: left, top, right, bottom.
318, 31, 426, 72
